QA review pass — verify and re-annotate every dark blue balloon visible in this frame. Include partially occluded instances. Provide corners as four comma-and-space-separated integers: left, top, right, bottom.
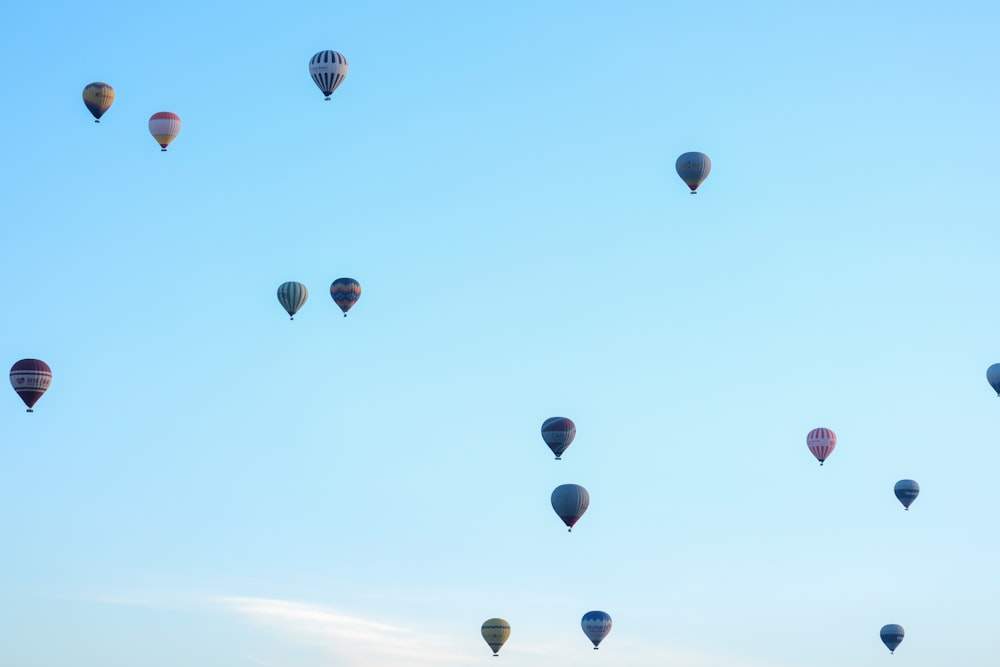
541, 417, 576, 459
880, 624, 904, 654
893, 480, 919, 510
988, 364, 1000, 396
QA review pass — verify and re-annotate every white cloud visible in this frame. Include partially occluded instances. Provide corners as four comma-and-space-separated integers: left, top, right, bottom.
216, 596, 472, 667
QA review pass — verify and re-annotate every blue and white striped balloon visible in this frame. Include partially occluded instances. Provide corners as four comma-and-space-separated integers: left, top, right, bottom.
309, 50, 349, 100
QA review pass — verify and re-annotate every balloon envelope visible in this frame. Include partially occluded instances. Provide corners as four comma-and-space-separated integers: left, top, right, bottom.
309, 50, 349, 100
330, 278, 362, 316
806, 427, 836, 465
277, 282, 308, 319
481, 618, 510, 655
149, 112, 181, 151
880, 624, 904, 653
82, 82, 114, 122
893, 479, 919, 509
581, 611, 612, 649
987, 363, 1000, 396
551, 483, 589, 531
541, 417, 576, 459
675, 152, 711, 193
10, 359, 52, 412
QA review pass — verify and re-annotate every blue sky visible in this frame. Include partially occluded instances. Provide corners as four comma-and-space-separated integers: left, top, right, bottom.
2, 2, 999, 666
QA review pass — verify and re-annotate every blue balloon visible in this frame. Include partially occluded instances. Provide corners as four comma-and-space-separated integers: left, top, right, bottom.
675, 152, 711, 193
987, 364, 1000, 396
551, 484, 589, 532
541, 417, 576, 459
880, 624, 904, 654
581, 611, 612, 649
893, 479, 919, 510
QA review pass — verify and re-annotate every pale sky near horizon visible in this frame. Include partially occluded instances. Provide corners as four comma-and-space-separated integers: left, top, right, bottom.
2, 2, 999, 666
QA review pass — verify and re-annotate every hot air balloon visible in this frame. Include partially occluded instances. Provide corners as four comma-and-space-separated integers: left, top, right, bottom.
894, 479, 919, 510
277, 282, 308, 320
880, 624, 904, 654
82, 82, 114, 122
551, 484, 589, 531
806, 427, 836, 466
541, 417, 576, 459
987, 364, 1000, 396
675, 152, 711, 193
10, 359, 52, 412
330, 278, 361, 316
149, 112, 181, 151
481, 618, 510, 656
309, 50, 349, 100
581, 611, 612, 649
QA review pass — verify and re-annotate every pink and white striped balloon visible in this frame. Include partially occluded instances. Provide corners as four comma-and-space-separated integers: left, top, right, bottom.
806, 427, 836, 466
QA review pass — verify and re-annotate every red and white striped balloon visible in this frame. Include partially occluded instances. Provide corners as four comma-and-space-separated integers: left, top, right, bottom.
806, 427, 836, 465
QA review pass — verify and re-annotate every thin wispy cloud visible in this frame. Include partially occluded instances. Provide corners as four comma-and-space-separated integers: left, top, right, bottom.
216, 596, 472, 667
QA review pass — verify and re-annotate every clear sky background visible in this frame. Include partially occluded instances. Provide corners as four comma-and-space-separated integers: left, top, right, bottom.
2, 1, 999, 666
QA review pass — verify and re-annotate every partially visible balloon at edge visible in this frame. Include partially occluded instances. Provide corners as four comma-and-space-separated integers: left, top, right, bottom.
82, 82, 114, 122
987, 363, 1000, 396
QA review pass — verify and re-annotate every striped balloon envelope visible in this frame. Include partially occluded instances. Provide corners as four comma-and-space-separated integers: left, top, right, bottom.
277, 282, 309, 320
551, 483, 589, 532
481, 618, 510, 656
82, 82, 114, 122
309, 50, 349, 100
148, 112, 181, 151
541, 416, 576, 459
10, 359, 52, 412
806, 427, 836, 466
675, 152, 711, 193
330, 278, 361, 316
